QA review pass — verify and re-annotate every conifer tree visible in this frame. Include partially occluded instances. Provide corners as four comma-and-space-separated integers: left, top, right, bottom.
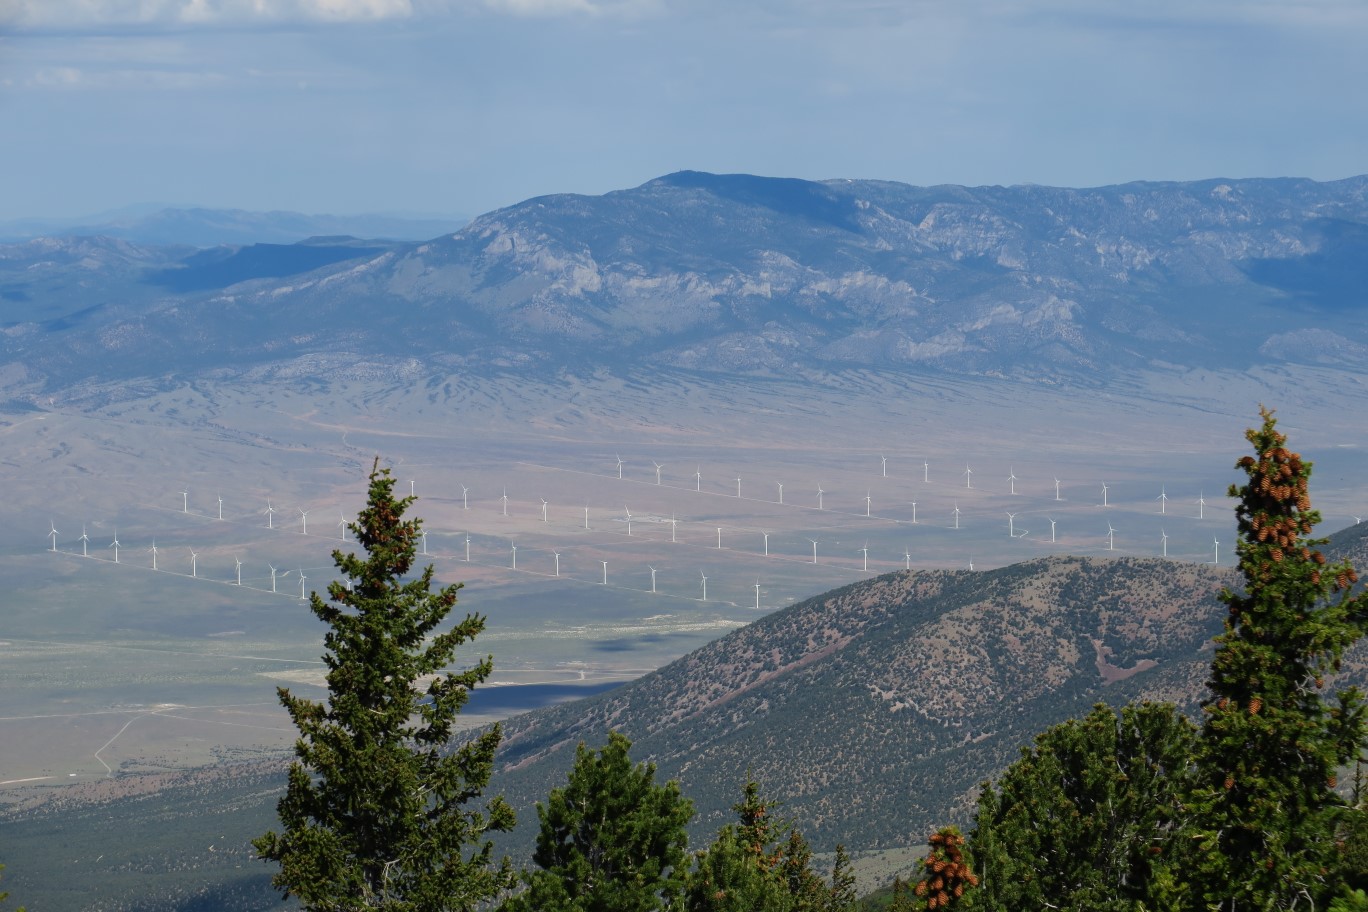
912, 828, 977, 911
503, 731, 693, 912
254, 460, 515, 911
1187, 407, 1368, 911
825, 844, 858, 912
969, 702, 1194, 912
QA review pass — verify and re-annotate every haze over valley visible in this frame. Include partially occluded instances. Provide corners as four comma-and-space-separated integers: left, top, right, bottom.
1, 170, 1366, 909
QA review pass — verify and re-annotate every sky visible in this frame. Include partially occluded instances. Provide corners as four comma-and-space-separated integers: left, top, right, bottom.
1, 0, 1366, 222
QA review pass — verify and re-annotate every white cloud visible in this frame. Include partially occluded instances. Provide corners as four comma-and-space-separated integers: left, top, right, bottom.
1, 0, 416, 28
0, 0, 663, 27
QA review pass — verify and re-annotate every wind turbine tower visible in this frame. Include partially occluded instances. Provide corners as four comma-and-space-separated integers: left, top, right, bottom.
553, 551, 560, 577
653, 462, 663, 485
1008, 468, 1018, 495
865, 491, 872, 517
1101, 482, 1110, 507
860, 543, 869, 572
510, 542, 516, 569
269, 564, 278, 593
880, 454, 887, 477
149, 539, 158, 570
817, 486, 824, 510
616, 455, 623, 479
754, 581, 761, 610
649, 566, 657, 594
265, 499, 275, 529
808, 539, 818, 564
1049, 517, 1057, 543
1054, 478, 1062, 501
299, 508, 309, 535
235, 556, 243, 585
699, 572, 707, 601
1161, 529, 1168, 558
109, 529, 120, 563
541, 499, 549, 523
217, 495, 223, 520
189, 547, 198, 578
181, 491, 188, 513
1106, 522, 1117, 551
953, 504, 961, 530
964, 465, 973, 489
461, 485, 469, 510
776, 481, 783, 504
80, 525, 89, 557
48, 522, 58, 552
299, 570, 308, 600
1158, 487, 1168, 514
695, 466, 701, 492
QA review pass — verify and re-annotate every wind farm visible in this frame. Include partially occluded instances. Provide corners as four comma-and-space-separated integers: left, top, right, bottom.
4, 362, 1368, 797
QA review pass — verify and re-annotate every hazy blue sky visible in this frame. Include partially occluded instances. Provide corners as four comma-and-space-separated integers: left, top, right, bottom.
2, 0, 1365, 221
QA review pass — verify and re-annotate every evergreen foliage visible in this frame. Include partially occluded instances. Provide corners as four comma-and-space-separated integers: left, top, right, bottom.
911, 828, 977, 911
253, 460, 515, 911
502, 731, 693, 912
827, 845, 859, 912
1187, 407, 1368, 910
684, 781, 836, 912
969, 702, 1195, 912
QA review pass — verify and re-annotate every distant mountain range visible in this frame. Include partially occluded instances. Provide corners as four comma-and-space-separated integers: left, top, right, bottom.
1, 172, 1366, 396
0, 207, 467, 248
6, 524, 1366, 911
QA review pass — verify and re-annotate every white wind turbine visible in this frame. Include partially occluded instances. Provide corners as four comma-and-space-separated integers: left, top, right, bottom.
1212, 537, 1220, 565
880, 454, 888, 477
910, 501, 918, 524
964, 465, 973, 488
1100, 482, 1110, 507
409, 479, 415, 497
510, 542, 517, 570
269, 564, 278, 593
338, 509, 349, 541
541, 499, 549, 523
699, 571, 707, 601
653, 461, 663, 485
109, 529, 120, 563
553, 551, 560, 577
776, 481, 783, 504
649, 566, 657, 594
670, 514, 678, 543
1049, 516, 1057, 543
624, 506, 632, 536
716, 527, 723, 549
615, 455, 623, 479
904, 547, 911, 570
298, 569, 308, 600
189, 547, 198, 578
217, 495, 223, 521
817, 486, 825, 510
421, 530, 428, 555
1054, 477, 1062, 501
1008, 467, 1018, 495
754, 581, 761, 610
923, 461, 929, 483
1157, 487, 1168, 514
1106, 522, 1117, 551
149, 539, 158, 570
695, 466, 701, 492
234, 555, 243, 585
584, 504, 591, 530
601, 560, 608, 585
860, 543, 869, 572
808, 538, 819, 564
299, 508, 309, 535
762, 531, 769, 556
1198, 491, 1206, 520
461, 485, 469, 510
80, 525, 89, 557
501, 488, 508, 516
735, 477, 742, 498
1006, 512, 1019, 538
865, 491, 872, 517
465, 533, 471, 562
181, 491, 188, 513
264, 499, 275, 529
953, 503, 961, 529
1160, 529, 1169, 558
48, 521, 58, 552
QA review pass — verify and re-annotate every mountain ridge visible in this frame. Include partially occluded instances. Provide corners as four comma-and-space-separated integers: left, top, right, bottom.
2, 172, 1366, 396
